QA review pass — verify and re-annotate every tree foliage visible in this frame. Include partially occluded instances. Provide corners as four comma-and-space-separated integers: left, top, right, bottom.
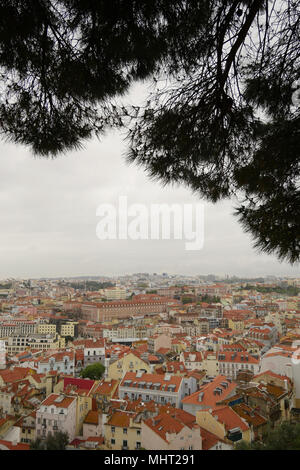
0, 1, 299, 263
198, 295, 222, 304
80, 361, 105, 380
30, 431, 69, 450
235, 421, 300, 450
240, 284, 300, 296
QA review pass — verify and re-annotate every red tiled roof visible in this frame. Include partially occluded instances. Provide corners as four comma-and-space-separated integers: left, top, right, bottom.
200, 427, 227, 450
106, 411, 131, 428
92, 379, 118, 396
83, 410, 99, 425
210, 405, 249, 432
181, 375, 237, 408
0, 440, 30, 450
63, 377, 95, 393
120, 371, 182, 393
143, 411, 198, 443
218, 351, 259, 364
41, 393, 76, 409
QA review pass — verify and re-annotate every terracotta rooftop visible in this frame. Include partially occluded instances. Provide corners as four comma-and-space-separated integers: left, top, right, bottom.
83, 410, 99, 425
120, 371, 182, 393
181, 375, 238, 408
41, 393, 76, 409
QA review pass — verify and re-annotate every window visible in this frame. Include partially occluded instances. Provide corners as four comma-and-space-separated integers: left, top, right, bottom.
111, 426, 115, 433
111, 439, 115, 445
123, 428, 127, 434
137, 430, 141, 435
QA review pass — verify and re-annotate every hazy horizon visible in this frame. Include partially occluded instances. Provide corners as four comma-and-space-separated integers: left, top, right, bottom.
0, 83, 299, 280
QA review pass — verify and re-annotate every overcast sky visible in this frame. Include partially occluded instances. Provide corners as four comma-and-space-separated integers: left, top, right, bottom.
0, 84, 298, 280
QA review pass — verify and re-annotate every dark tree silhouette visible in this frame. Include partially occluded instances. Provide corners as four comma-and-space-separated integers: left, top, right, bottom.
30, 431, 69, 450
235, 421, 300, 450
0, 1, 299, 262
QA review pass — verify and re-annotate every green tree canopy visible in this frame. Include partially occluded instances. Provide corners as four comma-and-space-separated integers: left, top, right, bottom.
0, 1, 299, 263
30, 431, 69, 450
80, 362, 105, 380
235, 421, 300, 450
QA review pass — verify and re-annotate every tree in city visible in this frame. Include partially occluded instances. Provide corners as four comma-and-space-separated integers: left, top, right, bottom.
235, 421, 300, 450
0, 1, 299, 263
79, 362, 105, 380
30, 431, 69, 450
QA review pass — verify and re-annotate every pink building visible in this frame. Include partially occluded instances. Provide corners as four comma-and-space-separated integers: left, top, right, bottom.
36, 393, 77, 442
147, 333, 172, 354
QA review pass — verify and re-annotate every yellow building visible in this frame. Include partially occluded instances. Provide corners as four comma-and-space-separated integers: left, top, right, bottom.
107, 351, 151, 381
0, 415, 17, 439
74, 393, 94, 436
62, 379, 97, 436
196, 406, 251, 444
104, 411, 142, 450
171, 339, 188, 354
202, 352, 218, 376
37, 324, 57, 335
15, 411, 36, 444
91, 378, 119, 410
228, 318, 245, 332
60, 322, 78, 338
3, 333, 65, 355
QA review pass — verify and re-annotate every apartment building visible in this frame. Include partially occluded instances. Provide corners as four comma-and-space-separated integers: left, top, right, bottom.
179, 351, 204, 371
36, 393, 77, 442
104, 410, 143, 450
119, 371, 197, 408
142, 410, 202, 450
0, 321, 36, 337
217, 351, 260, 379
60, 322, 78, 338
196, 405, 251, 444
245, 324, 279, 350
181, 375, 238, 416
36, 324, 57, 335
83, 338, 105, 366
108, 351, 151, 381
3, 333, 65, 355
36, 351, 75, 376
147, 333, 172, 354
63, 377, 96, 435
198, 304, 223, 320
99, 287, 127, 300
81, 298, 168, 322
